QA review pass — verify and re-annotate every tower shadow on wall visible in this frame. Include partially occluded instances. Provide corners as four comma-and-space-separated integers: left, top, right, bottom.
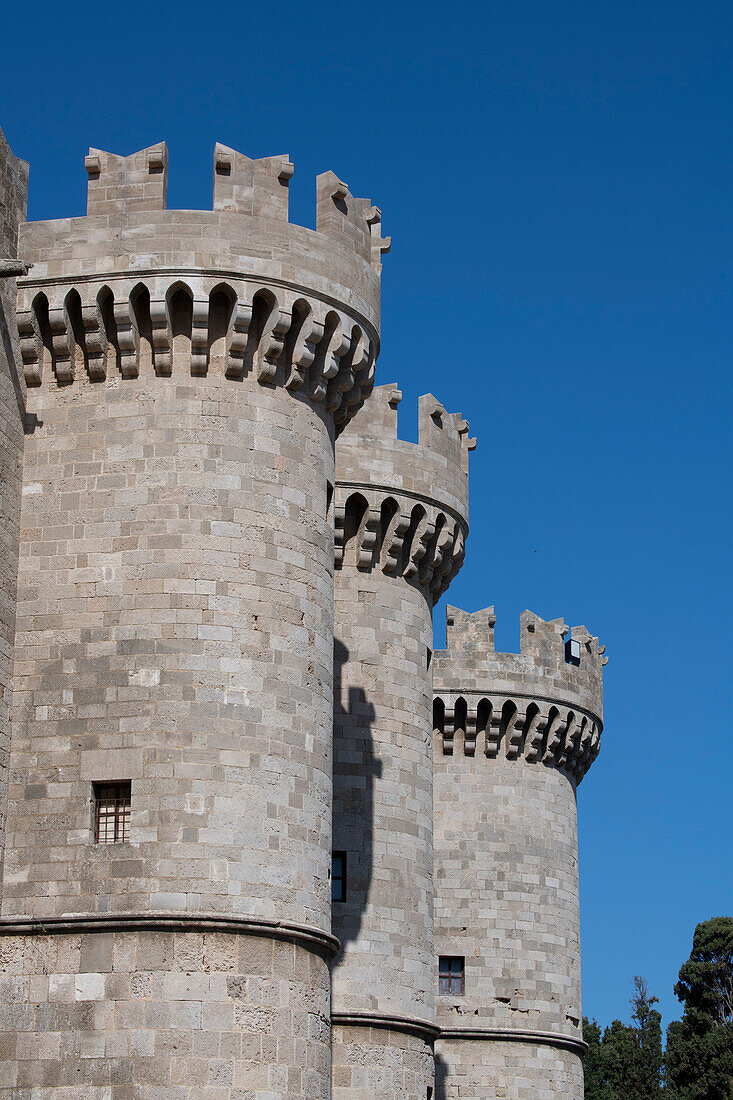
332, 636, 380, 960
434, 1052, 449, 1100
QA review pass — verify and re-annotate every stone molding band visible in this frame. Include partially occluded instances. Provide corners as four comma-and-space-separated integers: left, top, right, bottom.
433, 690, 601, 781
334, 486, 466, 602
16, 275, 376, 430
331, 1010, 440, 1041
437, 687, 602, 726
437, 1026, 588, 1056
18, 268, 379, 346
336, 479, 468, 532
0, 912, 340, 957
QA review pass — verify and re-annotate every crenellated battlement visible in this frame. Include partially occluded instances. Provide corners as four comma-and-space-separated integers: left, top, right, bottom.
334, 384, 475, 601
77, 143, 390, 269
15, 142, 388, 429
434, 605, 606, 780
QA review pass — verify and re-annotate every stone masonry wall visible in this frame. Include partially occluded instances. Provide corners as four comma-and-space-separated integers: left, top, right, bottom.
331, 568, 435, 1099
0, 125, 28, 894
331, 386, 472, 1099
0, 929, 330, 1099
434, 752, 583, 1035
332, 568, 434, 1020
332, 1023, 434, 1097
2, 366, 336, 1097
434, 1036, 584, 1100
432, 606, 605, 1100
5, 372, 335, 927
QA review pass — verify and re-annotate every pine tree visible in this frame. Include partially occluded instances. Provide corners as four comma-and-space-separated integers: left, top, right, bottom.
666, 918, 733, 1100
584, 976, 663, 1099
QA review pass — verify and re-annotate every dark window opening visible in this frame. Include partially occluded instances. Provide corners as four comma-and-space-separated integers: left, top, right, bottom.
565, 636, 581, 665
439, 955, 464, 995
332, 851, 347, 902
93, 781, 131, 844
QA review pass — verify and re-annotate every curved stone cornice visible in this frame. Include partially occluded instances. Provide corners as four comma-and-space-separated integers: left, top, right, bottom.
433, 691, 602, 782
437, 1026, 587, 1056
334, 483, 467, 603
331, 1011, 440, 1042
16, 275, 376, 432
434, 605, 605, 780
0, 911, 340, 956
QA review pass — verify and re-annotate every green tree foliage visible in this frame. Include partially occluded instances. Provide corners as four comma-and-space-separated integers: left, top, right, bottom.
584, 976, 664, 1099
666, 918, 733, 1100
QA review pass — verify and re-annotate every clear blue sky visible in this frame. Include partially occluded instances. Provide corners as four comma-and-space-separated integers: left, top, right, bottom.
3, 0, 731, 1033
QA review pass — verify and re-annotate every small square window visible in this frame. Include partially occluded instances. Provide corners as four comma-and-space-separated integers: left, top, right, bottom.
93, 781, 131, 844
332, 851, 347, 902
439, 955, 464, 995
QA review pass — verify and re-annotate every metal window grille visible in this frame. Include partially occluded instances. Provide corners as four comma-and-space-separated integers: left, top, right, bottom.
332, 851, 347, 902
93, 782, 131, 844
438, 955, 464, 995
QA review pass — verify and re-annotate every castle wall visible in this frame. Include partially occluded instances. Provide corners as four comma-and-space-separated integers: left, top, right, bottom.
1, 367, 336, 1097
433, 755, 584, 1098
0, 141, 388, 1099
0, 127, 28, 894
5, 371, 335, 923
331, 1023, 434, 1096
0, 929, 330, 1097
434, 1037, 584, 1100
332, 569, 435, 1098
433, 607, 605, 1100
331, 386, 472, 1099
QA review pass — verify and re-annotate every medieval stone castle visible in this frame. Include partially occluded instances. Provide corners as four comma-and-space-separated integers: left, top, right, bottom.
0, 122, 606, 1098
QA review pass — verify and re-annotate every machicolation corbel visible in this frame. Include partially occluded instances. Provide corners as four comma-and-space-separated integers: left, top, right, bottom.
433, 606, 606, 780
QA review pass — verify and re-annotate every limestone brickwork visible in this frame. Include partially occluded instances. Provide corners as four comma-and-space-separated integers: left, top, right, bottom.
0, 126, 29, 893
0, 125, 606, 1100
433, 606, 605, 1099
331, 385, 472, 1098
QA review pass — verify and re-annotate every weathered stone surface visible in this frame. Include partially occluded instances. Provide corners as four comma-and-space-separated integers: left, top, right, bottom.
0, 128, 606, 1100
435, 1037, 585, 1099
0, 124, 29, 897
0, 930, 331, 1099
330, 384, 471, 1097
433, 606, 605, 1099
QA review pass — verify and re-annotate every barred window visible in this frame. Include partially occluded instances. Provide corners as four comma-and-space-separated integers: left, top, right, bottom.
93, 781, 131, 844
439, 955, 464, 995
332, 851, 347, 902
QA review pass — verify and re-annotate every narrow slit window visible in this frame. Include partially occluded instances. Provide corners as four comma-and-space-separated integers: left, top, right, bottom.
93, 781, 131, 844
332, 851, 347, 902
439, 955, 464, 995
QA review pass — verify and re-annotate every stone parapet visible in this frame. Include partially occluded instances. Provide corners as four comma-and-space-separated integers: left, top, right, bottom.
16, 142, 386, 431
434, 605, 605, 781
334, 384, 474, 602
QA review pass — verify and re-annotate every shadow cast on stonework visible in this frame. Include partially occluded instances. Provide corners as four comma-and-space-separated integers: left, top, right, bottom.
331, 636, 380, 959
0, 291, 26, 427
434, 1051, 449, 1100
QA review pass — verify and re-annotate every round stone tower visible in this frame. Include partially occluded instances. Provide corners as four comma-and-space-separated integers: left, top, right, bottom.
0, 142, 387, 1098
432, 606, 605, 1099
331, 384, 474, 1098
